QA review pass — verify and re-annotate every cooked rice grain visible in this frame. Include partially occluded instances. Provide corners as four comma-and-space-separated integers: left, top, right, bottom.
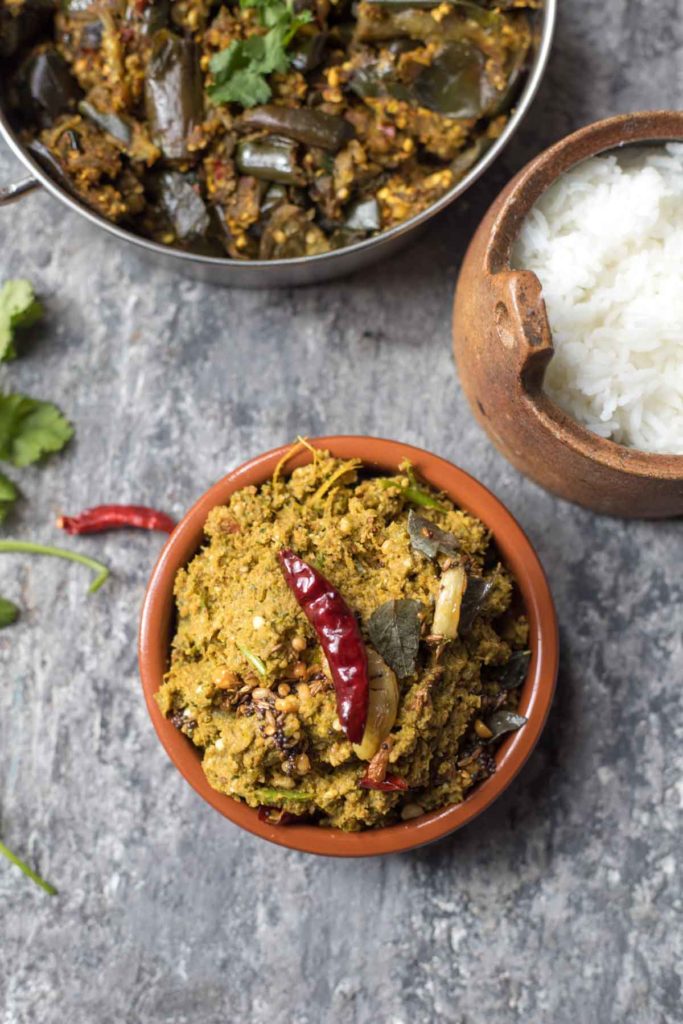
512, 145, 683, 454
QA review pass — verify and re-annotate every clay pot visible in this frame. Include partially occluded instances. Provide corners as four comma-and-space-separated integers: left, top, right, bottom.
139, 436, 558, 857
453, 111, 683, 518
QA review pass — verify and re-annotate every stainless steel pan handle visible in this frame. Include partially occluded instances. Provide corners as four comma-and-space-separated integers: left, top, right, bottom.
0, 175, 40, 206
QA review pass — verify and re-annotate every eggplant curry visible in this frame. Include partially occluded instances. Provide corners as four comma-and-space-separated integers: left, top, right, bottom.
3, 0, 539, 260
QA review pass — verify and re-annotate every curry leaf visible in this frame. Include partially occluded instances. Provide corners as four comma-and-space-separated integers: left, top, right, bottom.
0, 596, 19, 627
367, 598, 422, 678
485, 710, 527, 742
459, 575, 495, 634
498, 650, 531, 690
408, 509, 459, 560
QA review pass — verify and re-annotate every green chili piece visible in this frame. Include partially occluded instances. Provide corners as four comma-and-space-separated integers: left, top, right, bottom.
379, 478, 446, 512
0, 540, 110, 593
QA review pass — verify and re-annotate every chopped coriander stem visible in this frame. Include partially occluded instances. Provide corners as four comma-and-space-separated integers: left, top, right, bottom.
0, 540, 110, 593
0, 840, 57, 895
236, 641, 267, 677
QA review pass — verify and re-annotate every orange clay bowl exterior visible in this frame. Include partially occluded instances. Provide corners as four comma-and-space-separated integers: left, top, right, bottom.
453, 111, 683, 518
139, 436, 558, 857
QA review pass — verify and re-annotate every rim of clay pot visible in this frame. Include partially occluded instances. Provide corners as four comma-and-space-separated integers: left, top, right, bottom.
138, 436, 558, 857
487, 110, 683, 479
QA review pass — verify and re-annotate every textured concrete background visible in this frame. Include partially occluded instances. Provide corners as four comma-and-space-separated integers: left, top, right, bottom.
1, 3, 682, 1022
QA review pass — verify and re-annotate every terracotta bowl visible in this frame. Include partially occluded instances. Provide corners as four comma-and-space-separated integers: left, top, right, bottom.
139, 436, 558, 857
453, 111, 683, 518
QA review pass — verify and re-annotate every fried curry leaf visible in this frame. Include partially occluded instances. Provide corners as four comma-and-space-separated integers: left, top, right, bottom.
458, 575, 495, 634
0, 596, 19, 627
0, 393, 73, 468
408, 509, 459, 560
0, 279, 43, 361
497, 650, 531, 690
485, 709, 527, 741
367, 598, 422, 678
0, 471, 18, 523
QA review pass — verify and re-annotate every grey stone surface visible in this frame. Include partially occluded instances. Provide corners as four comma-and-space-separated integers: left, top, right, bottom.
1, 4, 682, 1022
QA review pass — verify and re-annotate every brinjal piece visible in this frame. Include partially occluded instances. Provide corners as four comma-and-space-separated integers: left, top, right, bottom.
260, 183, 289, 217
240, 106, 354, 152
236, 138, 303, 185
412, 41, 489, 119
354, 3, 503, 48
344, 196, 381, 232
26, 139, 77, 195
348, 61, 412, 103
149, 170, 211, 241
290, 31, 329, 73
78, 100, 133, 146
138, 0, 170, 37
144, 30, 203, 162
18, 48, 82, 127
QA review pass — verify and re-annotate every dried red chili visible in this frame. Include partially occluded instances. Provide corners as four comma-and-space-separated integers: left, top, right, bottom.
58, 505, 175, 535
278, 548, 369, 744
359, 773, 409, 792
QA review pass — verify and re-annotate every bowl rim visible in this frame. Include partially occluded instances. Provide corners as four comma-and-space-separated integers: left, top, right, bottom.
138, 435, 559, 857
0, 0, 556, 272
489, 109, 683, 472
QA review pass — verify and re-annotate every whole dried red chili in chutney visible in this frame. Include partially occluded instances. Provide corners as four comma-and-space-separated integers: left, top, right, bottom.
278, 548, 369, 744
58, 505, 176, 535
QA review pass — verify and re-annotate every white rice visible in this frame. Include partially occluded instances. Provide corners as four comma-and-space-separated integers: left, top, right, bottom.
511, 144, 683, 454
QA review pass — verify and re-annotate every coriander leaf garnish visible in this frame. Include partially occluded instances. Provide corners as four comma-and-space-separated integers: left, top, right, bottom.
0, 596, 19, 627
208, 0, 312, 109
0, 279, 43, 361
0, 839, 57, 895
0, 471, 18, 523
0, 393, 73, 468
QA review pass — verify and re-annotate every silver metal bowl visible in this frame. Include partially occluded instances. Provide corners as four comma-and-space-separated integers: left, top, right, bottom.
0, 1, 556, 287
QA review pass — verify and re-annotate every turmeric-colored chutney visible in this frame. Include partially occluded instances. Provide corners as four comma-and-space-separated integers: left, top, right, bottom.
156, 443, 529, 830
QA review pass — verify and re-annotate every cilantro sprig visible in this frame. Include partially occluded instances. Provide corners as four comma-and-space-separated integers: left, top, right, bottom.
208, 0, 312, 109
0, 393, 73, 468
0, 278, 77, 617
0, 279, 43, 362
